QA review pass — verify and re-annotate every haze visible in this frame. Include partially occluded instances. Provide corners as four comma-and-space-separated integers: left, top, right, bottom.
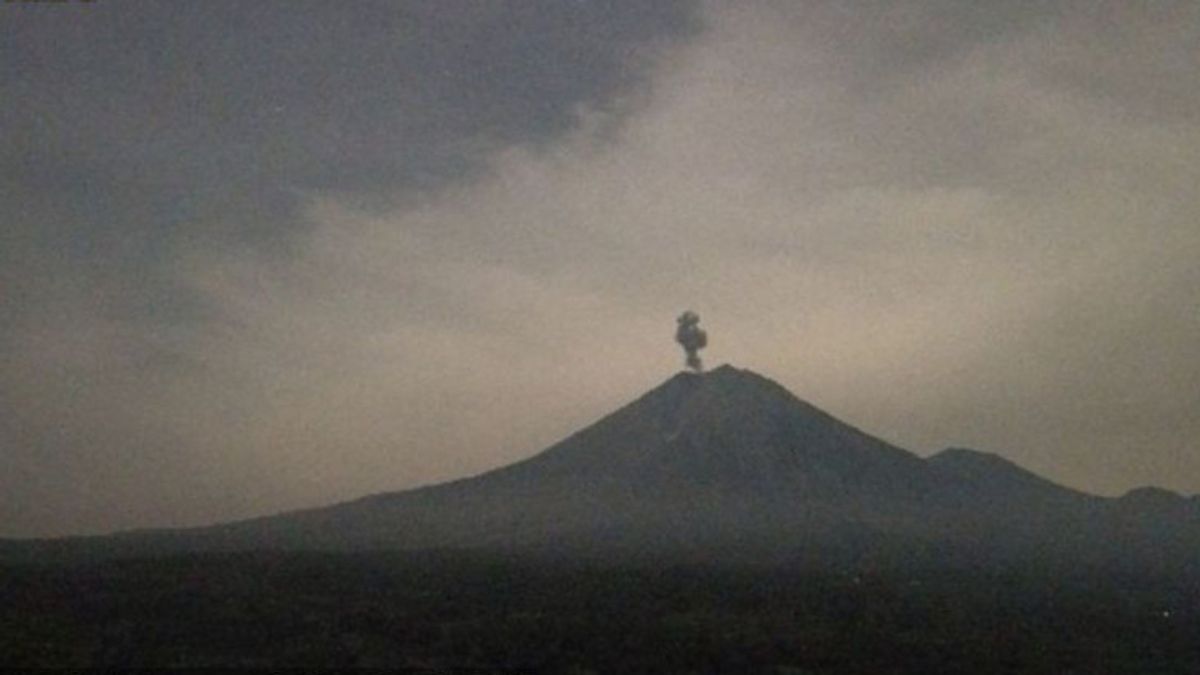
2, 1, 1197, 537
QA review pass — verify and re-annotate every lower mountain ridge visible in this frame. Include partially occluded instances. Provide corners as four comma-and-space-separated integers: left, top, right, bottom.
6, 365, 1198, 567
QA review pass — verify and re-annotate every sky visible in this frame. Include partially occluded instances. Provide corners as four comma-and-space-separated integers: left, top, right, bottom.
2, 1, 1198, 537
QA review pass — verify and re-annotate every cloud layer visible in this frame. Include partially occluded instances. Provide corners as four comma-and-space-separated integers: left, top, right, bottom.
3, 1, 1198, 536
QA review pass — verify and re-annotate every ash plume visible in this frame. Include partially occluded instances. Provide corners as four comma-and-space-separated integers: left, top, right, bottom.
675, 311, 708, 372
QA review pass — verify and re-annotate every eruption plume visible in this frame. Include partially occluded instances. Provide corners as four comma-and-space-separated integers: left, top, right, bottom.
675, 311, 708, 372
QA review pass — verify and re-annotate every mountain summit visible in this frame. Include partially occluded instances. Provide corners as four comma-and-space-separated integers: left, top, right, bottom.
8, 365, 1198, 566
481, 365, 926, 502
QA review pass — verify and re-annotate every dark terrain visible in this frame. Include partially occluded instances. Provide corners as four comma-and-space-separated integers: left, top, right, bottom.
3, 550, 1198, 671
3, 366, 1198, 670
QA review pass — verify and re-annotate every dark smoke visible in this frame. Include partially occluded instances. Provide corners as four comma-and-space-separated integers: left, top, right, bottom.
675, 311, 708, 372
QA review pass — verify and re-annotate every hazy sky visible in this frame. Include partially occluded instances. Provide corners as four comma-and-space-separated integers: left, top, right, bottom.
3, 1, 1198, 537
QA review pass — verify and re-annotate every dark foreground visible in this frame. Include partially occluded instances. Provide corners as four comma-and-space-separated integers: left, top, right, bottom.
2, 550, 1197, 672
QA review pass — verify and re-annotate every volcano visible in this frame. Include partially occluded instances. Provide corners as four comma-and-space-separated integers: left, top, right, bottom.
209, 364, 939, 556
7, 365, 1199, 567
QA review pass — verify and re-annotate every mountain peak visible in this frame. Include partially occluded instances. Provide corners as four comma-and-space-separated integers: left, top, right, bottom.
929, 447, 1022, 471
1121, 486, 1183, 501
1115, 486, 1196, 521
926, 447, 1088, 508
698, 364, 783, 391
1118, 486, 1186, 509
661, 363, 760, 389
508, 364, 929, 502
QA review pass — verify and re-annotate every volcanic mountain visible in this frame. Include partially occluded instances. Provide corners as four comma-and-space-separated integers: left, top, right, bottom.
210, 364, 939, 555
6, 365, 1198, 567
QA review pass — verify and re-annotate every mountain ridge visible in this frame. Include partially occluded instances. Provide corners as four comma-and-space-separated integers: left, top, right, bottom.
3, 364, 1198, 568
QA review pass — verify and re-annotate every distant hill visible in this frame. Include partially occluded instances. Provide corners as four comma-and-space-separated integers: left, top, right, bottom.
5, 365, 1198, 569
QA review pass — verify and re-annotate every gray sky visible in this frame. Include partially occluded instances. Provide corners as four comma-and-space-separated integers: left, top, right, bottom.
3, 1, 1198, 537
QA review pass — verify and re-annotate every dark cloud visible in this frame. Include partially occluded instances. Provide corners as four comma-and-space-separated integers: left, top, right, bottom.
675, 311, 707, 372
0, 0, 699, 536
1, 0, 698, 316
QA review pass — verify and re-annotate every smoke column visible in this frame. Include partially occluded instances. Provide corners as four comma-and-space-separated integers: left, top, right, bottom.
675, 311, 708, 372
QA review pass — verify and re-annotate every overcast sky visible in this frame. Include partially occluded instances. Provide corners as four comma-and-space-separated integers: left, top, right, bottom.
3, 1, 1198, 537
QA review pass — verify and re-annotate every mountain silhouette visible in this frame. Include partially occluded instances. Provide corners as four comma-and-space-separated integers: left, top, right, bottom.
5, 365, 1198, 567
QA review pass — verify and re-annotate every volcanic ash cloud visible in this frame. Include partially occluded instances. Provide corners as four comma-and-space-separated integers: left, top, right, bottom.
675, 311, 707, 372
